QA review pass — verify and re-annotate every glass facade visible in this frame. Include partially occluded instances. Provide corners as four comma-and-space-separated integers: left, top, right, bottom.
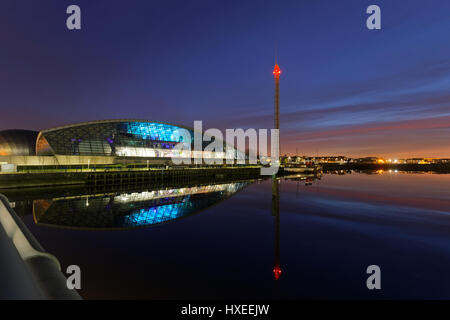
36, 120, 193, 158
36, 120, 244, 160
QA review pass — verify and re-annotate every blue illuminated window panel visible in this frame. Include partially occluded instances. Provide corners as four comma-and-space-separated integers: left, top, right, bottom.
123, 202, 193, 226
125, 122, 190, 143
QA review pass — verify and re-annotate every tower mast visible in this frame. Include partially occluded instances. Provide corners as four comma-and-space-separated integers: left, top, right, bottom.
273, 64, 281, 131
273, 62, 281, 160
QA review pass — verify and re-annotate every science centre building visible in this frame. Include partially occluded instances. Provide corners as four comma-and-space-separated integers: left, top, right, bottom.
0, 119, 244, 166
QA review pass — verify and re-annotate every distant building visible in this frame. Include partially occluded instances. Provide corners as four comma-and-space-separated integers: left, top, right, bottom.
434, 158, 450, 164
284, 155, 450, 166
405, 158, 423, 164
356, 157, 378, 164
283, 155, 351, 165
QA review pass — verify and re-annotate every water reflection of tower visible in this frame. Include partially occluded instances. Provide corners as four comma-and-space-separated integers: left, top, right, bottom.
272, 177, 281, 280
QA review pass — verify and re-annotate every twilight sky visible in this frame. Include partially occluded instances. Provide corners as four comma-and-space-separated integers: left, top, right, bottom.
2, 0, 450, 158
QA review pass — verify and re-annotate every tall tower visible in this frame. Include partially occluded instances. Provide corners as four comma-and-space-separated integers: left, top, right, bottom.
273, 63, 282, 163
273, 64, 281, 131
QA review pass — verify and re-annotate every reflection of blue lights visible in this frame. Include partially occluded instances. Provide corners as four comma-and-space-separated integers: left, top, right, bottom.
123, 202, 192, 226
125, 122, 189, 142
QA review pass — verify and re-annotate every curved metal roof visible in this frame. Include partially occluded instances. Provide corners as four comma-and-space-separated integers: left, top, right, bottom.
39, 119, 194, 134
0, 130, 39, 156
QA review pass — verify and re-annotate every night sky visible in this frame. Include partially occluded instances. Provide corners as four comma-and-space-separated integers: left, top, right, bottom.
2, 0, 450, 158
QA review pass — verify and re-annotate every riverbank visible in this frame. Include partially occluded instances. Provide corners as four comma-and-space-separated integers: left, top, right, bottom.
0, 166, 265, 189
322, 163, 450, 173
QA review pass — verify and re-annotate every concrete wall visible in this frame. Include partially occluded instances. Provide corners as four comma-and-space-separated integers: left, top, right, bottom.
0, 155, 175, 166
0, 155, 116, 166
0, 156, 59, 166
0, 155, 240, 166
0, 173, 87, 189
55, 155, 115, 165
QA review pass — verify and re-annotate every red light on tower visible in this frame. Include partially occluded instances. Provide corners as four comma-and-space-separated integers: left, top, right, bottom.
273, 265, 282, 280
273, 64, 282, 79
273, 62, 281, 133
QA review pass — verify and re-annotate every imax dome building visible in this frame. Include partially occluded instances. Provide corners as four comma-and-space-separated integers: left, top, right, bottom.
0, 129, 39, 156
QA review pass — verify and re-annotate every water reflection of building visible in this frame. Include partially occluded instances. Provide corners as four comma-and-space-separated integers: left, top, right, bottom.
32, 182, 249, 230
282, 172, 322, 186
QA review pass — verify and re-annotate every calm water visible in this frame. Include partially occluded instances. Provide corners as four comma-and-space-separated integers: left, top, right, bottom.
10, 171, 450, 299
